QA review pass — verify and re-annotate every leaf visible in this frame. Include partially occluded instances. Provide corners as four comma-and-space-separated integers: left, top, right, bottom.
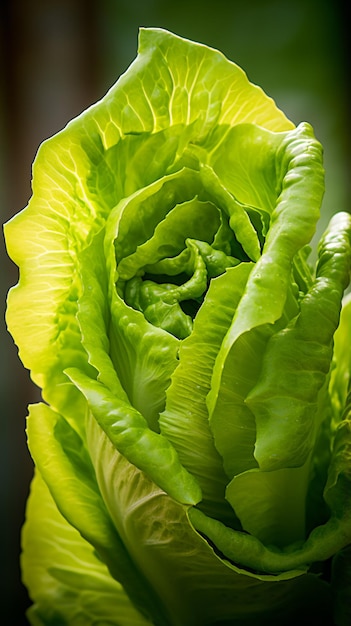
160, 263, 253, 524
87, 414, 334, 626
22, 471, 153, 626
26, 402, 165, 624
208, 122, 324, 480
224, 212, 351, 548
247, 211, 351, 471
66, 368, 201, 506
189, 505, 351, 577
226, 463, 310, 547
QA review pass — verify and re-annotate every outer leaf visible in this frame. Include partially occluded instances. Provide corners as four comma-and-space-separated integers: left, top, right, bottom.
208, 122, 324, 478
189, 505, 351, 577
26, 402, 167, 624
22, 470, 152, 626
86, 413, 333, 626
132, 28, 294, 134
224, 212, 351, 547
247, 211, 351, 470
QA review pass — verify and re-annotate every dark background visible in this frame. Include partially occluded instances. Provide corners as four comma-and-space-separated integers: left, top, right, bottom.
1, 1, 349, 623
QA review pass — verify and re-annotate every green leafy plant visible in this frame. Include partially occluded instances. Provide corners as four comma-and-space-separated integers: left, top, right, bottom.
5, 28, 351, 625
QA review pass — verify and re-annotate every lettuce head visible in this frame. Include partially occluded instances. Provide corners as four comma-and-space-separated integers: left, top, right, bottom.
4, 28, 351, 626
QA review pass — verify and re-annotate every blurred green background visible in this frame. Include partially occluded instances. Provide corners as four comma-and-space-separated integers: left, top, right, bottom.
1, 0, 349, 623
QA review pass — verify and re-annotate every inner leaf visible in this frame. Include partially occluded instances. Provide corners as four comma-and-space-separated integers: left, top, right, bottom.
116, 194, 243, 338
